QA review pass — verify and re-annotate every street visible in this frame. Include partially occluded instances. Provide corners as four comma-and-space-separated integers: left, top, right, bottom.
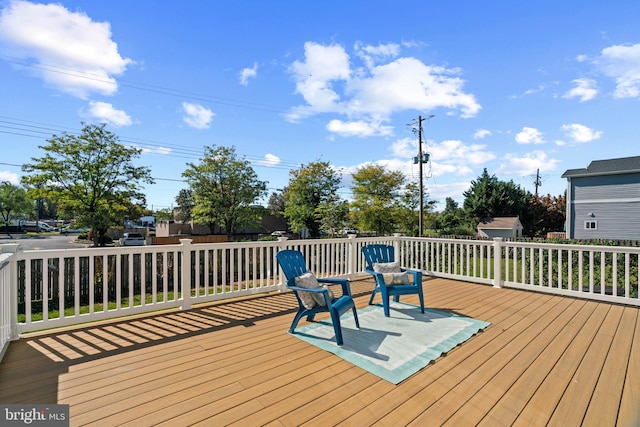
0, 234, 89, 251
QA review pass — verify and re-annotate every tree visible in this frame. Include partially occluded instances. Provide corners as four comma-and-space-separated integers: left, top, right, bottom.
182, 145, 267, 240
528, 193, 566, 237
0, 182, 33, 236
267, 189, 287, 217
437, 197, 468, 234
350, 164, 405, 235
284, 161, 342, 238
463, 168, 531, 231
21, 123, 154, 246
174, 188, 195, 223
316, 193, 349, 237
395, 181, 437, 236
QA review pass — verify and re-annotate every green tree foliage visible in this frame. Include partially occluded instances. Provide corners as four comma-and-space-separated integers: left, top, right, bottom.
183, 145, 267, 240
463, 168, 531, 232
351, 164, 405, 235
316, 193, 349, 237
0, 182, 32, 231
21, 123, 154, 246
394, 181, 437, 236
284, 161, 342, 238
153, 208, 174, 223
174, 188, 195, 223
267, 189, 287, 217
439, 197, 468, 234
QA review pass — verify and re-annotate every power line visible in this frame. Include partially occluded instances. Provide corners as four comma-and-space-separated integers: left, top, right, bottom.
0, 55, 290, 114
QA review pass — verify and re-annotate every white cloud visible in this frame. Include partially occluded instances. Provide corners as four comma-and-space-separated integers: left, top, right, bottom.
496, 151, 559, 176
390, 137, 416, 158
515, 127, 544, 144
84, 101, 132, 126
562, 78, 598, 102
326, 119, 393, 137
348, 57, 481, 118
597, 43, 640, 98
182, 102, 214, 129
354, 41, 400, 68
428, 139, 495, 170
0, 170, 20, 185
255, 153, 281, 167
561, 123, 602, 143
0, 0, 132, 98
140, 146, 171, 155
239, 62, 258, 86
286, 41, 481, 131
287, 42, 351, 120
473, 129, 491, 139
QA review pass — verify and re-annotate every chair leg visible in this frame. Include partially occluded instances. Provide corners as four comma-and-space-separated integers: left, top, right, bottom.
418, 291, 425, 314
352, 307, 360, 329
383, 298, 391, 317
330, 314, 344, 346
368, 287, 378, 305
289, 309, 307, 333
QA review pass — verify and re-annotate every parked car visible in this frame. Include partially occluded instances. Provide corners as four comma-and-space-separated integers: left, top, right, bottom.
271, 230, 287, 237
119, 232, 146, 246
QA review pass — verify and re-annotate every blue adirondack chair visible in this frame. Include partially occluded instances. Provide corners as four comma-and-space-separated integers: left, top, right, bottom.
361, 244, 425, 317
276, 249, 360, 345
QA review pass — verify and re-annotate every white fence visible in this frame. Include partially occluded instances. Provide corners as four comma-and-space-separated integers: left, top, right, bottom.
1, 235, 639, 361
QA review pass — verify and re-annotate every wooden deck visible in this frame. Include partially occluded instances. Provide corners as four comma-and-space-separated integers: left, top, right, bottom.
1, 277, 639, 426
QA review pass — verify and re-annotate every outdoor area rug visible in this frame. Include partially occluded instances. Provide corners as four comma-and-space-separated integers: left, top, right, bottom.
292, 301, 490, 384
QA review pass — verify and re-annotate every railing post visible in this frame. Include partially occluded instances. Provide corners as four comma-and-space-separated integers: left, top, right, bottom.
277, 237, 289, 291
392, 233, 402, 263
1, 244, 21, 341
179, 239, 193, 310
347, 234, 357, 280
493, 237, 503, 288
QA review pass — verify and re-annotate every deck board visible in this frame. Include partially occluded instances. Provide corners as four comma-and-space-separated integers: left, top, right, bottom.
1, 277, 639, 426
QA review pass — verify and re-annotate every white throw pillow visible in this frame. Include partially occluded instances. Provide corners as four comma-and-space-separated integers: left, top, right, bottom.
382, 271, 411, 286
294, 272, 320, 309
373, 262, 411, 286
372, 261, 401, 273
294, 272, 334, 308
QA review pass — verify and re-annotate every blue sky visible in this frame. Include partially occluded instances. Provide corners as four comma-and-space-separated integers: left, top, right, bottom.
1, 0, 639, 212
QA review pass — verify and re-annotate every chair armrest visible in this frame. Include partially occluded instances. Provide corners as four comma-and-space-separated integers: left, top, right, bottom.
401, 268, 422, 284
288, 284, 335, 307
318, 277, 352, 297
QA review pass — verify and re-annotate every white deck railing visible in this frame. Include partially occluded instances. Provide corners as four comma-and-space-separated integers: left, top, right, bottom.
1, 235, 639, 361
0, 244, 19, 362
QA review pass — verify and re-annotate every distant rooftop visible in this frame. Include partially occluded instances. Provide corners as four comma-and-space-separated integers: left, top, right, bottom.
477, 216, 521, 229
562, 155, 640, 178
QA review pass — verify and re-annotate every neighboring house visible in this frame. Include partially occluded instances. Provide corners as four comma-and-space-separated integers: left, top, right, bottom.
562, 155, 640, 240
477, 217, 523, 239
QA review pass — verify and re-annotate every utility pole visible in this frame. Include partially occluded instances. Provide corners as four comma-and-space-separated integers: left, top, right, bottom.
533, 168, 542, 197
411, 114, 434, 237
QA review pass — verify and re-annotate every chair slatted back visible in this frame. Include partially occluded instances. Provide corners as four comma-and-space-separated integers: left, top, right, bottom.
362, 244, 395, 270
276, 250, 309, 286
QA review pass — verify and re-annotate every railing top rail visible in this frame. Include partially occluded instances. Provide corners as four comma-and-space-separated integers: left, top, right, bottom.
501, 240, 640, 253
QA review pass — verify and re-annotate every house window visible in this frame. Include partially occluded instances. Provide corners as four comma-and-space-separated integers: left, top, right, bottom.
584, 221, 597, 230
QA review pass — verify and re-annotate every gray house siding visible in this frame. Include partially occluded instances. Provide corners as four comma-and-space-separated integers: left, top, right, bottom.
566, 168, 640, 240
